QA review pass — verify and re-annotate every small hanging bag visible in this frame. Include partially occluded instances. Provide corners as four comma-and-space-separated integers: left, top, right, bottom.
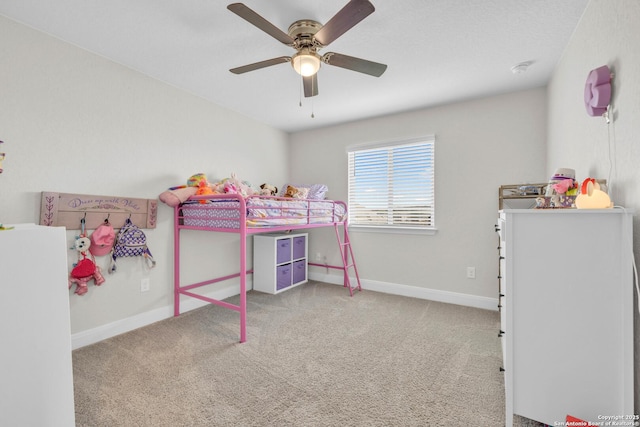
109, 218, 156, 273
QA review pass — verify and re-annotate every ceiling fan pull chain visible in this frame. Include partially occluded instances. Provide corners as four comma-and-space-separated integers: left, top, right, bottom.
311, 75, 315, 118
299, 73, 303, 107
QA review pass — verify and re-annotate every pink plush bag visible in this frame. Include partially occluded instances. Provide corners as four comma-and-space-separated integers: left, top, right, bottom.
71, 256, 96, 278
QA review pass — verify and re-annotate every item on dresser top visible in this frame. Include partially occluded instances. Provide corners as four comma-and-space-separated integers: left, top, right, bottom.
575, 178, 612, 209
109, 218, 156, 273
545, 168, 577, 197
534, 195, 577, 209
537, 168, 578, 208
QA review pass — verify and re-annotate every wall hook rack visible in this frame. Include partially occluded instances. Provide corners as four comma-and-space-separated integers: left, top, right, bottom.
40, 191, 157, 230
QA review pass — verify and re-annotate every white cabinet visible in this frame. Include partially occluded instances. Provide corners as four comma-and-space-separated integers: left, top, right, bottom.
497, 210, 634, 426
0, 224, 76, 426
253, 233, 308, 294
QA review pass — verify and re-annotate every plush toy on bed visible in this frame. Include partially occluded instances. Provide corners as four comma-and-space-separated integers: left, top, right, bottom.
259, 183, 278, 196
283, 185, 309, 199
195, 180, 215, 203
187, 173, 208, 188
214, 172, 255, 197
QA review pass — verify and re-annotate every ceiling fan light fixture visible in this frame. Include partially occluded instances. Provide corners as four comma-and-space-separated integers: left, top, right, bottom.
292, 50, 321, 76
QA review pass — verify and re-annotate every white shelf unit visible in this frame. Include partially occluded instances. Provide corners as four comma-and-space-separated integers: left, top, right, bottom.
253, 233, 308, 294
496, 209, 634, 426
0, 224, 76, 426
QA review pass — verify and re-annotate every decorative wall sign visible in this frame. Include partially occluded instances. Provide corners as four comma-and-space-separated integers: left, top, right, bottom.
40, 192, 157, 230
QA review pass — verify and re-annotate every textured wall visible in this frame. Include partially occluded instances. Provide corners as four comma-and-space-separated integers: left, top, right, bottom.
547, 0, 640, 412
290, 88, 547, 301
0, 15, 289, 336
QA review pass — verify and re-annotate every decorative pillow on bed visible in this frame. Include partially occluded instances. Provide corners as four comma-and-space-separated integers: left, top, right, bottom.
159, 186, 197, 207
279, 183, 328, 200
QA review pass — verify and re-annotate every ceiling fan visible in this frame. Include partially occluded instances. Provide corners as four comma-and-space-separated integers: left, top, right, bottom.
227, 0, 387, 98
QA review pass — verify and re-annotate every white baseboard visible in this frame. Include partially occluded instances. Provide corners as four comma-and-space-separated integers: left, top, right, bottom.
71, 285, 240, 350
308, 271, 499, 312
72, 275, 498, 350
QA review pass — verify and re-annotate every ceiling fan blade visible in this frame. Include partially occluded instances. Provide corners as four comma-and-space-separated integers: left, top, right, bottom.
303, 75, 319, 98
314, 0, 375, 46
227, 3, 294, 46
230, 56, 291, 74
323, 52, 387, 77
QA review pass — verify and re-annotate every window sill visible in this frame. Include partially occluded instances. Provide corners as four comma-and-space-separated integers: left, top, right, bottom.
348, 225, 438, 236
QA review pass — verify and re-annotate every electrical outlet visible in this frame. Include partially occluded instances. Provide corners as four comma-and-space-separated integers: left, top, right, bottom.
140, 278, 150, 292
466, 267, 476, 279
315, 252, 323, 261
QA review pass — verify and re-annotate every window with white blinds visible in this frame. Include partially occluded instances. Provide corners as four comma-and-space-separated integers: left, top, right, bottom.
347, 137, 435, 231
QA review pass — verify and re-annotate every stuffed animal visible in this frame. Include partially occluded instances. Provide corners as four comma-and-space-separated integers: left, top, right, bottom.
69, 265, 105, 296
214, 172, 255, 197
187, 173, 208, 187
283, 185, 310, 199
259, 183, 278, 196
69, 231, 105, 296
284, 185, 299, 198
195, 180, 215, 203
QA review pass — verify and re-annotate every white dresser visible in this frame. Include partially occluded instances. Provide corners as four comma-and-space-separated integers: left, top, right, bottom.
497, 209, 634, 426
0, 224, 76, 426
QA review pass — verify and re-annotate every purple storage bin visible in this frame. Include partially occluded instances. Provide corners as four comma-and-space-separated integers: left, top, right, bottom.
292, 260, 306, 284
293, 236, 306, 260
276, 239, 291, 264
276, 264, 291, 290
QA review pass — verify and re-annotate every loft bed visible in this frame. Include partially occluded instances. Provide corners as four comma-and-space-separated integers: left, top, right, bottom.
173, 193, 361, 343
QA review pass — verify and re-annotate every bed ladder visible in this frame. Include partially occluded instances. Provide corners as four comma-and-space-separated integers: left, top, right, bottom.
335, 223, 362, 296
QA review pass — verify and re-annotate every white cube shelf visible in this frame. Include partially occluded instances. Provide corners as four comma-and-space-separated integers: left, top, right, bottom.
253, 233, 308, 294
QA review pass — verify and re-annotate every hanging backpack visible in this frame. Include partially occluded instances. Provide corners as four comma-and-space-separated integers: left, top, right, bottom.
109, 218, 156, 273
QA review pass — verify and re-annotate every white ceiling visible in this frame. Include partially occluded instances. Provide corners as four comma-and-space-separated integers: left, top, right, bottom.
0, 0, 589, 133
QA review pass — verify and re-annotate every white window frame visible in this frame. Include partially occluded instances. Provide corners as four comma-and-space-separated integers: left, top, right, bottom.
347, 136, 436, 235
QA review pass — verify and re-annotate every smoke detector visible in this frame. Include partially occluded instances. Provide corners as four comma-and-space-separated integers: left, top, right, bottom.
511, 61, 533, 74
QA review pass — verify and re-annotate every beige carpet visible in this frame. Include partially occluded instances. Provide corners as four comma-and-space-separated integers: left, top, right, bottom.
73, 281, 543, 426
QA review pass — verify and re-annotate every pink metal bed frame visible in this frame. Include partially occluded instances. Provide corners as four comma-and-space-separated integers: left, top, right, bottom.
173, 193, 361, 343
